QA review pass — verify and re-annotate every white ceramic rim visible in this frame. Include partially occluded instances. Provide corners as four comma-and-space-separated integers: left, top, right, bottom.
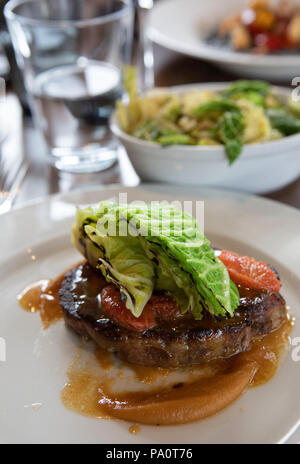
148, 0, 300, 67
110, 82, 300, 161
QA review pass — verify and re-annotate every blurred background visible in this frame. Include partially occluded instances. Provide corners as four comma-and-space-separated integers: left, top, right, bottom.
0, 0, 299, 213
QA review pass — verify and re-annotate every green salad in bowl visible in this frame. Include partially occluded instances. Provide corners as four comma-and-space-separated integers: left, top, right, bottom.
116, 68, 300, 164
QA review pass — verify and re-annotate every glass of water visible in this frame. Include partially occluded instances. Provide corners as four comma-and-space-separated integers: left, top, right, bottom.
5, 0, 133, 173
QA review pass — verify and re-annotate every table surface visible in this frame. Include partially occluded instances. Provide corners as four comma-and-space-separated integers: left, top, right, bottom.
2, 44, 300, 210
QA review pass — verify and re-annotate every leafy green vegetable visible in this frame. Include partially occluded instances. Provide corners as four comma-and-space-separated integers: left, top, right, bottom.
194, 100, 245, 163
158, 134, 194, 146
72, 202, 240, 320
243, 92, 264, 107
231, 92, 264, 107
266, 109, 300, 135
194, 100, 239, 117
222, 80, 272, 109
216, 111, 245, 164
225, 139, 244, 164
222, 80, 271, 98
133, 121, 159, 139
85, 232, 155, 318
72, 203, 155, 318
134, 120, 182, 142
133, 119, 193, 146
230, 280, 240, 311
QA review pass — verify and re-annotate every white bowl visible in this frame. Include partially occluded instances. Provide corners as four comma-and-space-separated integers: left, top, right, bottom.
149, 0, 300, 82
110, 83, 300, 194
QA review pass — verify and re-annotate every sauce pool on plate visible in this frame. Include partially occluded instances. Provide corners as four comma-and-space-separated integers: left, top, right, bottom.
18, 278, 63, 329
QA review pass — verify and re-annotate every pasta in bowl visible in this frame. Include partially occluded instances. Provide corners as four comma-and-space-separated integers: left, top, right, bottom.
110, 78, 300, 193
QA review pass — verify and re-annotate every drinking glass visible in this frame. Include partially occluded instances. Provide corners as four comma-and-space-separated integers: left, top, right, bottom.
5, 0, 133, 173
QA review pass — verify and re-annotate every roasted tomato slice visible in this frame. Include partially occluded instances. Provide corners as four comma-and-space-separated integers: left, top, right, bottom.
102, 250, 281, 331
101, 285, 180, 332
218, 250, 281, 293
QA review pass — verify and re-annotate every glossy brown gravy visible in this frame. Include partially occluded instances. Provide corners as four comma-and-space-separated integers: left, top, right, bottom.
129, 425, 141, 435
18, 263, 83, 328
18, 277, 64, 329
18, 266, 294, 426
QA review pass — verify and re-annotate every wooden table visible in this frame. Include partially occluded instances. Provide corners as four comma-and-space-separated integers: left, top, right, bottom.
5, 44, 300, 209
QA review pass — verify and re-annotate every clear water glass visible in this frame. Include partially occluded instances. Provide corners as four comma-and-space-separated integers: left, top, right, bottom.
5, 0, 133, 173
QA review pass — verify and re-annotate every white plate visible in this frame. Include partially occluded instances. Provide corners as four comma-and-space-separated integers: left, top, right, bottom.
149, 0, 300, 81
0, 184, 300, 444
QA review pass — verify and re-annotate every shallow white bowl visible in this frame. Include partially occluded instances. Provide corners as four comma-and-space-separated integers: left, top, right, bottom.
149, 0, 300, 82
110, 83, 300, 194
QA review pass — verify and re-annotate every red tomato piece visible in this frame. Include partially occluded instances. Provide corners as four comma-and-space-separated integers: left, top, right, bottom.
101, 285, 180, 332
218, 250, 281, 293
245, 7, 276, 34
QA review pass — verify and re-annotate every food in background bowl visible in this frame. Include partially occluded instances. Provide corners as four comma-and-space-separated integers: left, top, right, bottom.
111, 80, 300, 192
116, 69, 300, 164
206, 0, 300, 54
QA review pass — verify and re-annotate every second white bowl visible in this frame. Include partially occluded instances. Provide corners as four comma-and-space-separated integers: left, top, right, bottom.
110, 83, 300, 194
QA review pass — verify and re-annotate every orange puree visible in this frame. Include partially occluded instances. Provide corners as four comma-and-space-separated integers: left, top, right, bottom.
99, 359, 257, 425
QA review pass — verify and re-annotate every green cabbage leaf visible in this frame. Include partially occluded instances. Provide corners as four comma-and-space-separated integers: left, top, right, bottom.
72, 201, 239, 319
